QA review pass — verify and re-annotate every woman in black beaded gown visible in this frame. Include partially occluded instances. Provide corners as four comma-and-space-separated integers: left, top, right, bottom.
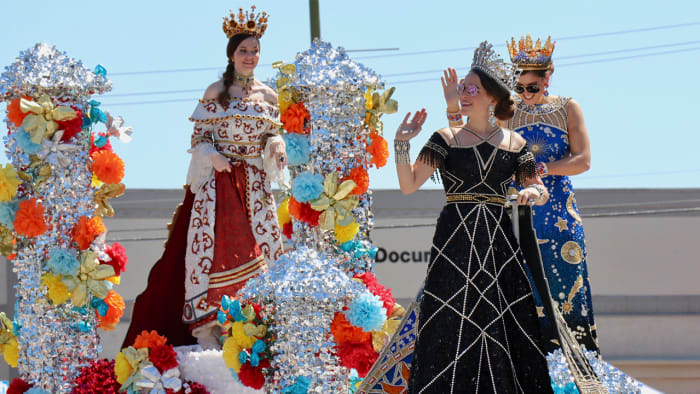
393, 42, 553, 393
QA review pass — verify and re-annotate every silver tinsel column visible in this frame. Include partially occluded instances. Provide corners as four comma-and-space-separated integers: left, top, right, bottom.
238, 41, 391, 393
0, 43, 112, 392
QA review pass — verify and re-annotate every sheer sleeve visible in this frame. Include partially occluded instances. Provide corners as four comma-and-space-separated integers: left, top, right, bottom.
515, 143, 537, 186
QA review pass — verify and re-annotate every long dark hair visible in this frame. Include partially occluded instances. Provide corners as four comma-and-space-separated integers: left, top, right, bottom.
218, 33, 257, 109
471, 68, 515, 120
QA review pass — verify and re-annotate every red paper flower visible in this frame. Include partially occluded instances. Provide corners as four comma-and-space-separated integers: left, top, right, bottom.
336, 339, 378, 377
355, 272, 395, 317
7, 378, 33, 394
70, 358, 120, 393
56, 107, 83, 142
103, 242, 128, 275
288, 196, 320, 227
149, 344, 179, 372
89, 132, 113, 156
280, 102, 310, 134
282, 221, 293, 239
238, 359, 270, 389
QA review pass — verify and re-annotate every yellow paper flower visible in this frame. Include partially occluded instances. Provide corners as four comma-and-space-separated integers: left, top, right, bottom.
335, 220, 359, 244
3, 338, 18, 368
41, 272, 71, 305
115, 351, 133, 384
222, 336, 242, 372
232, 321, 256, 349
0, 164, 21, 202
277, 197, 291, 226
106, 275, 121, 285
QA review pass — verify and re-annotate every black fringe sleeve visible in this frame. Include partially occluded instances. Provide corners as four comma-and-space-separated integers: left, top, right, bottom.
417, 132, 449, 182
516, 143, 538, 186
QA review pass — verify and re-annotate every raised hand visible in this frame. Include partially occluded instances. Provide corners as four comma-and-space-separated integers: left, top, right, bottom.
441, 68, 460, 112
395, 109, 427, 141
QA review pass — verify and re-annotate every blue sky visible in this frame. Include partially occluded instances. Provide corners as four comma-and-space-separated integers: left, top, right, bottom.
1, 0, 699, 189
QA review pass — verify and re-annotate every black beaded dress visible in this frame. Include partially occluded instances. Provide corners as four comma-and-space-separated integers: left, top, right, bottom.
406, 129, 553, 394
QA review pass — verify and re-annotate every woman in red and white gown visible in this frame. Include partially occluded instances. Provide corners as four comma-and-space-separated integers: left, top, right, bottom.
123, 20, 286, 348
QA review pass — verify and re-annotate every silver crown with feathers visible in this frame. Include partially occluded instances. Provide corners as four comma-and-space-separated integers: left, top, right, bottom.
470, 41, 520, 91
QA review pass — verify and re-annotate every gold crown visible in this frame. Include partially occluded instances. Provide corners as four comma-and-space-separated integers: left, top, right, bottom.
507, 34, 555, 71
222, 6, 269, 39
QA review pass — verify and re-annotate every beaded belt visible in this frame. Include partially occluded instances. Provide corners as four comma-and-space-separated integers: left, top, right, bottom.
445, 193, 506, 205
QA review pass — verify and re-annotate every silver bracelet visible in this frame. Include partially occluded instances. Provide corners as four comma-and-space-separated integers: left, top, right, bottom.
394, 140, 411, 166
526, 183, 547, 203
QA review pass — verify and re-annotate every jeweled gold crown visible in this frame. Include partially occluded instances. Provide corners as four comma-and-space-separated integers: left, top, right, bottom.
507, 34, 555, 71
222, 6, 269, 39
471, 41, 520, 91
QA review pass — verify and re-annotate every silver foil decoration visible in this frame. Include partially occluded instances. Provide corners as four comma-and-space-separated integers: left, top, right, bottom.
236, 40, 389, 393
1, 44, 114, 392
547, 349, 643, 393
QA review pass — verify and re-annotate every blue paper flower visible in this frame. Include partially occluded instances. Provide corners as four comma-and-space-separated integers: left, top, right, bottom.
281, 376, 311, 394
249, 352, 260, 367
551, 382, 579, 394
94, 134, 108, 148
344, 292, 387, 332
238, 350, 248, 365
47, 248, 80, 276
217, 310, 228, 325
0, 200, 19, 230
91, 298, 109, 317
88, 100, 107, 124
282, 133, 311, 166
73, 320, 92, 333
14, 127, 42, 155
252, 339, 266, 354
94, 64, 107, 77
348, 368, 362, 393
291, 171, 324, 203
340, 241, 356, 252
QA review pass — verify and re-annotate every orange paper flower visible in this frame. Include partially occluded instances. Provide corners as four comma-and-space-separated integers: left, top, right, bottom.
331, 312, 371, 344
280, 102, 310, 134
91, 150, 125, 185
72, 216, 106, 250
7, 97, 31, 127
346, 166, 369, 195
97, 290, 125, 330
367, 133, 389, 168
133, 330, 167, 349
13, 198, 47, 237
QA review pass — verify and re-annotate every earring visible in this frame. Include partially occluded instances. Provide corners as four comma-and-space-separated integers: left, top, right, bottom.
544, 83, 550, 97
488, 105, 496, 126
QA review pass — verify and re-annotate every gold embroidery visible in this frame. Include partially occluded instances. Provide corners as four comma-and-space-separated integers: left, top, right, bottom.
566, 193, 582, 223
554, 217, 569, 232
561, 241, 583, 264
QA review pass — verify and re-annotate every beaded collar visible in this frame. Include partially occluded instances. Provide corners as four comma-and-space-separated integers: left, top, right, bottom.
515, 96, 569, 115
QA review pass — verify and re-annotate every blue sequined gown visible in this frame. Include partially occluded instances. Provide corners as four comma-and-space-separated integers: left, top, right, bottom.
507, 96, 599, 353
